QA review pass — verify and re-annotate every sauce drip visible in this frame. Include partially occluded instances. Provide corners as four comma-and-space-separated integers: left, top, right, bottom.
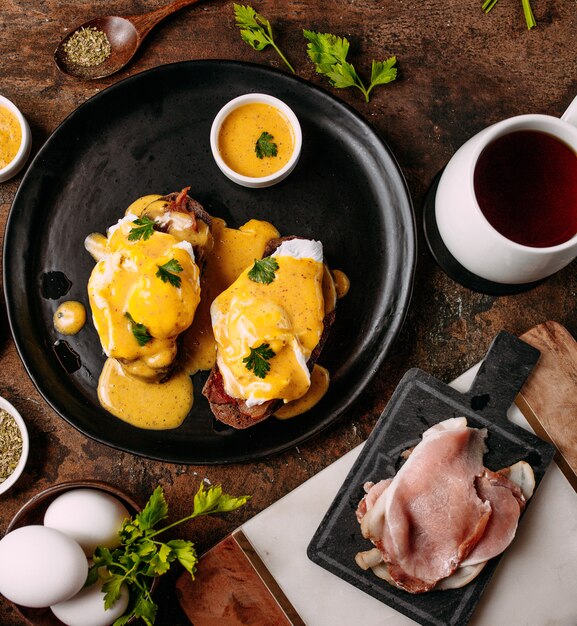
274, 364, 330, 419
53, 301, 86, 335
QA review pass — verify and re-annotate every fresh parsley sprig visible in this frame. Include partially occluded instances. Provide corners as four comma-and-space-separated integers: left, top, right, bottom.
89, 483, 250, 626
243, 343, 276, 378
156, 258, 184, 288
125, 312, 152, 346
248, 256, 279, 284
234, 4, 295, 73
482, 0, 536, 29
303, 30, 397, 103
128, 216, 156, 242
255, 131, 278, 159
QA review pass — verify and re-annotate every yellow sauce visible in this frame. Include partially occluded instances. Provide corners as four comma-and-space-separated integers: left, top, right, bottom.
53, 301, 86, 335
98, 357, 193, 429
0, 105, 22, 169
211, 250, 325, 406
218, 103, 295, 178
274, 364, 330, 419
180, 217, 280, 374
333, 269, 350, 299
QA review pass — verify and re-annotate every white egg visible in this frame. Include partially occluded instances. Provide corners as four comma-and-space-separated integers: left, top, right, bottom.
0, 525, 88, 607
44, 488, 130, 556
51, 576, 129, 626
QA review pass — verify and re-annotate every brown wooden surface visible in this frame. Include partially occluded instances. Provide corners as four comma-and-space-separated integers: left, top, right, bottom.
2, 2, 577, 625
519, 321, 577, 492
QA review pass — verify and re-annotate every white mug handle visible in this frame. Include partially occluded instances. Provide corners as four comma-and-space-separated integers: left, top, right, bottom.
561, 94, 577, 127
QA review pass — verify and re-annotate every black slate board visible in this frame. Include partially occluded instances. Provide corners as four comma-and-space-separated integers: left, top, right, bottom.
307, 331, 556, 626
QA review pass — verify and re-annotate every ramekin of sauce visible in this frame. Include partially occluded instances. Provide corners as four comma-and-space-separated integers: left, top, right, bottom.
0, 95, 31, 183
210, 93, 302, 188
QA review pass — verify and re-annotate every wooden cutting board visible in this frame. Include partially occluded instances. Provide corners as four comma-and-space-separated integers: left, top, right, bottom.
176, 322, 577, 625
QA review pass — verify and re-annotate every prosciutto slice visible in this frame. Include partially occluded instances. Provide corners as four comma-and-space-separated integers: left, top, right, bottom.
356, 417, 529, 593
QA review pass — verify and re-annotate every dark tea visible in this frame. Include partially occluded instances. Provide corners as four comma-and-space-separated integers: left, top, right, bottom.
473, 130, 577, 247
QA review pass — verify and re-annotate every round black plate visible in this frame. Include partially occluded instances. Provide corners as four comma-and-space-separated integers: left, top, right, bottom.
3, 61, 415, 464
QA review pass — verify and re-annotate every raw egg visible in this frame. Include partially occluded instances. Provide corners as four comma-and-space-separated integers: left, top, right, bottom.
0, 525, 88, 608
44, 488, 129, 556
51, 576, 129, 626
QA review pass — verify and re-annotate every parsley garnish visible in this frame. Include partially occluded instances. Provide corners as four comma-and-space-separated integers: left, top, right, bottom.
482, 0, 536, 29
248, 256, 279, 284
303, 30, 397, 103
255, 131, 278, 159
125, 312, 152, 346
156, 258, 184, 288
128, 216, 156, 241
243, 343, 276, 378
89, 483, 250, 626
234, 4, 295, 73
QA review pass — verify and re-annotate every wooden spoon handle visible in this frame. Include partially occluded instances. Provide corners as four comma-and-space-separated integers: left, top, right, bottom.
127, 0, 203, 42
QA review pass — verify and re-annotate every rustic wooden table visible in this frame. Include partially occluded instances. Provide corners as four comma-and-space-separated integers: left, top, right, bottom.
1, 1, 577, 624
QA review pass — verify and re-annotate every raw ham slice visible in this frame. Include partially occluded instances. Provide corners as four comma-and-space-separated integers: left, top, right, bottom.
356, 417, 531, 593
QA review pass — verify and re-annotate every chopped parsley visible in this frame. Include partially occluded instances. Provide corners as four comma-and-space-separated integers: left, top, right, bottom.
125, 312, 152, 346
243, 343, 276, 378
156, 258, 184, 288
248, 256, 279, 284
255, 131, 278, 159
128, 216, 156, 241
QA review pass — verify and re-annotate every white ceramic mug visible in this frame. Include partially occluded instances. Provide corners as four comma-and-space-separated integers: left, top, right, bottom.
434, 95, 577, 284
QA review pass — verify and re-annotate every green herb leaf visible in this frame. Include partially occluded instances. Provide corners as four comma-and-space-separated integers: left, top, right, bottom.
102, 575, 125, 610
234, 4, 295, 73
124, 312, 152, 346
482, 0, 536, 29
167, 539, 198, 576
136, 485, 169, 532
128, 216, 156, 241
303, 30, 397, 102
243, 343, 276, 378
255, 131, 278, 159
248, 256, 279, 284
156, 258, 183, 288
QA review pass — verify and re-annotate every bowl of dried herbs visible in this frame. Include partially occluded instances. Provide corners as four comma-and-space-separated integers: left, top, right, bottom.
0, 396, 29, 495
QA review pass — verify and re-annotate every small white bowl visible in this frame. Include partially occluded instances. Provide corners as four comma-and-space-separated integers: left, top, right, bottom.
210, 93, 302, 188
0, 396, 29, 496
0, 95, 32, 183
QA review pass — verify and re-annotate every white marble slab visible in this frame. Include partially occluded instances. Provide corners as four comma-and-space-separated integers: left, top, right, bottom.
242, 364, 577, 625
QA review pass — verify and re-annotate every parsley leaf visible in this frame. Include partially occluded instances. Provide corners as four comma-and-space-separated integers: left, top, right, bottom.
128, 216, 156, 241
255, 131, 278, 159
156, 258, 183, 288
243, 343, 276, 378
90, 483, 250, 626
234, 4, 295, 73
303, 30, 397, 102
125, 312, 152, 346
482, 0, 536, 29
248, 256, 279, 284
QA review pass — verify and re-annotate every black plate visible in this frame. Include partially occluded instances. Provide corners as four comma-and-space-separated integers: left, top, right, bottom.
308, 332, 556, 626
3, 60, 415, 464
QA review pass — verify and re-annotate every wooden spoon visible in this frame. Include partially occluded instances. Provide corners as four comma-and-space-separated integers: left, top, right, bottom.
54, 0, 203, 80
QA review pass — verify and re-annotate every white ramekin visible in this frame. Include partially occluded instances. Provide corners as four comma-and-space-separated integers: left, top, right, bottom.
0, 95, 31, 183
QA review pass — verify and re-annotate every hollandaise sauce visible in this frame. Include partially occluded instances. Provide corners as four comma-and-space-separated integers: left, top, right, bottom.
211, 240, 325, 407
98, 358, 193, 429
0, 105, 22, 169
274, 364, 330, 419
218, 103, 295, 178
53, 301, 86, 335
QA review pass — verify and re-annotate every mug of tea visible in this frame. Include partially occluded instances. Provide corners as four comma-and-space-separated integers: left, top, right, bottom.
433, 95, 577, 287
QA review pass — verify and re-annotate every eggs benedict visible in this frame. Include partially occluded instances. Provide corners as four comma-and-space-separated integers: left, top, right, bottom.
202, 236, 337, 428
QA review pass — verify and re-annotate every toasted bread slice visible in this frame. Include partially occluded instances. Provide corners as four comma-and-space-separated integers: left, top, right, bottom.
202, 236, 336, 429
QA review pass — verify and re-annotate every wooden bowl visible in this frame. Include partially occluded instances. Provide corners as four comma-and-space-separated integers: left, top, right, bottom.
5, 480, 143, 626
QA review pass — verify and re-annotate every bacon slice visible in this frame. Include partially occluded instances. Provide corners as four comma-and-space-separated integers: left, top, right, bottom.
356, 417, 529, 594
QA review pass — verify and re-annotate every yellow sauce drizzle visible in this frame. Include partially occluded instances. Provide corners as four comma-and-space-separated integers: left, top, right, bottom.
218, 103, 295, 178
333, 269, 350, 299
53, 301, 86, 335
274, 364, 330, 419
98, 358, 192, 429
0, 105, 22, 169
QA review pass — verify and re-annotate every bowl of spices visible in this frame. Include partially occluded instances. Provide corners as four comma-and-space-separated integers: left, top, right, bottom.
210, 93, 302, 188
0, 95, 31, 183
54, 24, 113, 80
0, 396, 29, 495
